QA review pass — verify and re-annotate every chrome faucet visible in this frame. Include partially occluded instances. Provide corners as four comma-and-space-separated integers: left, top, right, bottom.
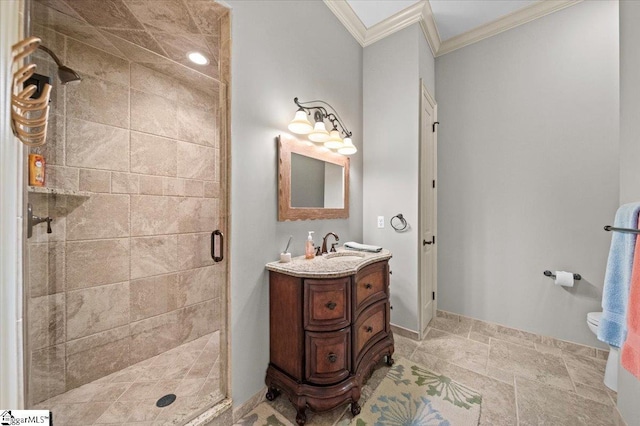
27, 203, 53, 238
321, 232, 340, 254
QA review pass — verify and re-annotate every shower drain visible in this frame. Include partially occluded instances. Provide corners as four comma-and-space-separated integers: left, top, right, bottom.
156, 394, 177, 408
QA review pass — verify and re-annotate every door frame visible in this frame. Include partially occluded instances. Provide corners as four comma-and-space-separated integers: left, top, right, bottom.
418, 79, 437, 339
0, 0, 26, 409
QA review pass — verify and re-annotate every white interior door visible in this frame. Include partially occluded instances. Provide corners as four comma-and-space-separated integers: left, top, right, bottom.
420, 81, 437, 337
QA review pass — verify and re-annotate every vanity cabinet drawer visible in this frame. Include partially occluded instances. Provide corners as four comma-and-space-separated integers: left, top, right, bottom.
304, 278, 351, 331
353, 302, 388, 364
354, 262, 387, 313
305, 328, 351, 385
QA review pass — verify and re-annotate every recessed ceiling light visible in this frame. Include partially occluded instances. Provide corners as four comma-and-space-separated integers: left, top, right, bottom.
187, 51, 209, 65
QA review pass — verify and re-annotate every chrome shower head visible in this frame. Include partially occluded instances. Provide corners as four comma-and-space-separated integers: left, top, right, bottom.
37, 45, 82, 85
57, 65, 82, 85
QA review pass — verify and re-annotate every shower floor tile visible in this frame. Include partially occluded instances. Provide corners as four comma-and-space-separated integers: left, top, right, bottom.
34, 332, 224, 426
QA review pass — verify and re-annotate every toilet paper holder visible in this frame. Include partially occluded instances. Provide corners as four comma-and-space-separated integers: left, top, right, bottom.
543, 270, 581, 280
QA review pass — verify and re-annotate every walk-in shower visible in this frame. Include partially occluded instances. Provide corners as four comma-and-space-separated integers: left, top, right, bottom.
24, 0, 231, 424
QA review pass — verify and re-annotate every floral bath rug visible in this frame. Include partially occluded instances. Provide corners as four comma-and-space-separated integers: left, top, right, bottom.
351, 358, 482, 426
234, 402, 293, 426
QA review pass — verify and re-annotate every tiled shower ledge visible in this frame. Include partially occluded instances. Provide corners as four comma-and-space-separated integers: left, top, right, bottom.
28, 186, 91, 198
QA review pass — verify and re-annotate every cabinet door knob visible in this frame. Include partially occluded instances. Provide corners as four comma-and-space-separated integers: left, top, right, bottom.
327, 353, 337, 363
325, 301, 337, 310
365, 326, 373, 333
364, 283, 372, 289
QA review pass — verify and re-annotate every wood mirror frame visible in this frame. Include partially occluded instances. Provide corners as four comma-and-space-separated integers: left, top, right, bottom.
278, 134, 349, 221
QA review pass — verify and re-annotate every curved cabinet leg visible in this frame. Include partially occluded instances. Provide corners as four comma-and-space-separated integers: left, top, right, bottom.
295, 408, 307, 425
350, 401, 361, 416
295, 398, 307, 425
265, 386, 280, 401
386, 354, 395, 366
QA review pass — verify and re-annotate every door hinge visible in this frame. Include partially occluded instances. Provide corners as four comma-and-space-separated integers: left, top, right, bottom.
432, 121, 440, 132
432, 180, 435, 188
433, 235, 436, 244
432, 291, 435, 301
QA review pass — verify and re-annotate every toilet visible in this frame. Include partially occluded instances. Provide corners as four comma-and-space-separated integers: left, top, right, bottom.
587, 312, 619, 391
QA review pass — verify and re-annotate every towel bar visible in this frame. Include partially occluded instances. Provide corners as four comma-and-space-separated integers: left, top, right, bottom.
604, 225, 640, 234
543, 270, 581, 280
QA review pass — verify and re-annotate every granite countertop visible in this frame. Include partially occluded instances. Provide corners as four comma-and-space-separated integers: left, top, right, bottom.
266, 247, 392, 278
28, 186, 91, 198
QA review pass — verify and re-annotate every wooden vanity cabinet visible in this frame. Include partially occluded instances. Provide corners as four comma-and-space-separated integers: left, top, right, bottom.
265, 260, 394, 425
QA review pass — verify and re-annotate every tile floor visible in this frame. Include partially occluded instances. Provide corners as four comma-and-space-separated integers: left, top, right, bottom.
33, 332, 224, 426
241, 312, 624, 426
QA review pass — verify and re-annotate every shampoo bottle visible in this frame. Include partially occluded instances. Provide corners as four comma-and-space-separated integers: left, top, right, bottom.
305, 231, 315, 259
29, 154, 45, 187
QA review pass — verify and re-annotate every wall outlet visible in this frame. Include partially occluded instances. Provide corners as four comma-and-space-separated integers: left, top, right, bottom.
377, 216, 385, 228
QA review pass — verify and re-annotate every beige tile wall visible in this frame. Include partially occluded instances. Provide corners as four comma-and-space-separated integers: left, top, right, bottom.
26, 22, 226, 406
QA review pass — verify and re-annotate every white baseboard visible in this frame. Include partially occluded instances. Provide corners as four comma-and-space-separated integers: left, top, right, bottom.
391, 324, 420, 340
232, 386, 267, 423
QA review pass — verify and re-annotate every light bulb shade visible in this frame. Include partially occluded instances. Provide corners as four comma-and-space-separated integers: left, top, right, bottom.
308, 121, 330, 143
337, 137, 357, 155
324, 130, 344, 149
288, 110, 313, 134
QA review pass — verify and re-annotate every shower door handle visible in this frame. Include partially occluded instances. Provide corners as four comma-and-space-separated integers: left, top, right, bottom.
211, 230, 224, 262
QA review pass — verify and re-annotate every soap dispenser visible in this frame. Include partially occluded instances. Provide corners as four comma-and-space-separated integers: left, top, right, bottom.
305, 231, 315, 259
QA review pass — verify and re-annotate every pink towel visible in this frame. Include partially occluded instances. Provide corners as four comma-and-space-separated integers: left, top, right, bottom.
622, 217, 640, 379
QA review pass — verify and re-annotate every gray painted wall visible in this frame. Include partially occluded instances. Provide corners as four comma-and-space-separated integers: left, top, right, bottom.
228, 0, 363, 406
619, 0, 640, 206
435, 0, 619, 348
617, 1, 640, 424
363, 24, 434, 333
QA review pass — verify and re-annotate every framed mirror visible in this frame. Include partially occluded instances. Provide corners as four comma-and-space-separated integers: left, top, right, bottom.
278, 135, 349, 221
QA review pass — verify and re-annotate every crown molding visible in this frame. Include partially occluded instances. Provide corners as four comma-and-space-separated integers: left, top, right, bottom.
419, 1, 440, 56
363, 1, 424, 47
326, 0, 583, 57
436, 0, 583, 56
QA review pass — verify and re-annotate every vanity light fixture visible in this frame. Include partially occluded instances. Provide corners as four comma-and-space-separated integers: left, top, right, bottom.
325, 129, 344, 149
287, 97, 357, 155
308, 120, 329, 143
288, 110, 313, 134
338, 137, 357, 155
187, 51, 209, 65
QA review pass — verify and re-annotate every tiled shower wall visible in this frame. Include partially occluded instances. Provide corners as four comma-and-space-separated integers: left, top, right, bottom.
26, 23, 227, 406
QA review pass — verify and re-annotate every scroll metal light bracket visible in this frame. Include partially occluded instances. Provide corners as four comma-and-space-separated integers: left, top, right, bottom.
294, 97, 352, 138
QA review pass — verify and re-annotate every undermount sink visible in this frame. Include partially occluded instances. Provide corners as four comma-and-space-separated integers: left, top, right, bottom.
324, 251, 366, 259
